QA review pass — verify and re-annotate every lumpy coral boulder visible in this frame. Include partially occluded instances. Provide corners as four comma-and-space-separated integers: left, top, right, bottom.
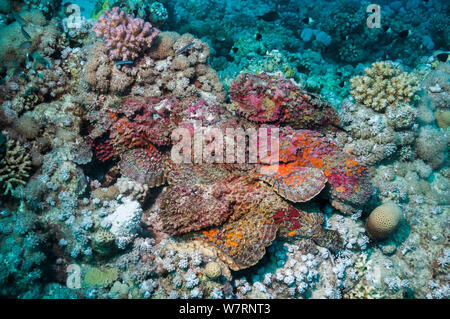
365, 202, 403, 240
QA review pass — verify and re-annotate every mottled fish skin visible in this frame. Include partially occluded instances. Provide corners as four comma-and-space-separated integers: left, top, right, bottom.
115, 60, 134, 66
13, 13, 27, 26
175, 42, 195, 55
21, 26, 31, 40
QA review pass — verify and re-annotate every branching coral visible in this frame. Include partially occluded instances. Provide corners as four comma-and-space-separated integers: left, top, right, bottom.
93, 7, 159, 61
339, 98, 419, 166
0, 134, 32, 195
350, 62, 419, 112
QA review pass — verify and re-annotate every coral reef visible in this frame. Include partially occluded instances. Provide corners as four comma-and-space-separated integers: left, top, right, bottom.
0, 0, 448, 301
339, 96, 419, 166
83, 32, 224, 100
350, 62, 419, 112
93, 7, 159, 61
0, 202, 47, 298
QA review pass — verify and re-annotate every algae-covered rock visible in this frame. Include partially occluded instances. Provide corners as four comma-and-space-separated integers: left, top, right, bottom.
84, 267, 119, 288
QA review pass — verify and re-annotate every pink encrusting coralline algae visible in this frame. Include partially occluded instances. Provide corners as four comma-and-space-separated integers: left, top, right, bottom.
93, 7, 160, 61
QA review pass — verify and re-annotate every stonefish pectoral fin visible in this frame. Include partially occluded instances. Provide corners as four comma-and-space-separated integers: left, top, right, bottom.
257, 164, 327, 202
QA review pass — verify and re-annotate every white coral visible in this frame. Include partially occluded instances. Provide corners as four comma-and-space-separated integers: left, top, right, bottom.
104, 198, 142, 249
116, 177, 148, 203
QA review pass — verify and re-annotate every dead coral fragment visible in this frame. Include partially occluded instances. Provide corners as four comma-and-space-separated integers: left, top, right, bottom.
0, 134, 32, 195
350, 61, 419, 112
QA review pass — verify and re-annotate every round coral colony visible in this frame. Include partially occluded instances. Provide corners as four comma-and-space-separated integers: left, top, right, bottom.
365, 202, 403, 240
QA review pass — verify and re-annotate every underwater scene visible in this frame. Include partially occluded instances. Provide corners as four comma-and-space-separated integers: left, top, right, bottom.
0, 0, 448, 300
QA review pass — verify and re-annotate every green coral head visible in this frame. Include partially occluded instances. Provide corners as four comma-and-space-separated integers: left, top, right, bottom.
92, 0, 110, 20
84, 267, 118, 288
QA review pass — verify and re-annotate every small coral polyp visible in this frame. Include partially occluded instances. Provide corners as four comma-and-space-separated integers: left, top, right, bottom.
93, 7, 159, 61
